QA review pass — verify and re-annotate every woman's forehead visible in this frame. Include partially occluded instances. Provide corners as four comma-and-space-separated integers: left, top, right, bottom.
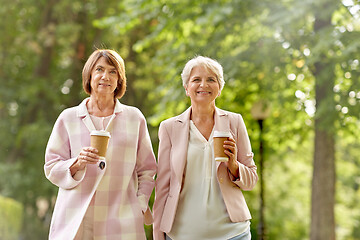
190, 65, 216, 77
95, 56, 116, 68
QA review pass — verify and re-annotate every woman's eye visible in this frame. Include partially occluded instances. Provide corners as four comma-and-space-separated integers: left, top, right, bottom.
96, 68, 103, 72
192, 78, 200, 82
110, 70, 117, 74
208, 78, 216, 82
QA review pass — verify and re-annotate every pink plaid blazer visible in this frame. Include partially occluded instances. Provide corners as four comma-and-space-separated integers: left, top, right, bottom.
44, 98, 157, 240
153, 107, 258, 240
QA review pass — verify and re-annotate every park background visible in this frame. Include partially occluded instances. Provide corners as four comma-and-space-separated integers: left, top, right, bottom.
0, 0, 359, 239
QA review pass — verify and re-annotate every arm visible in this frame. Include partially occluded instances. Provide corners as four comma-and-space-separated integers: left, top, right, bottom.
135, 115, 157, 214
226, 114, 258, 190
44, 113, 86, 189
153, 121, 172, 240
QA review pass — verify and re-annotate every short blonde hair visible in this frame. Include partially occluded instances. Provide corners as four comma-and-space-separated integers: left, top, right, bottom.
181, 56, 224, 90
82, 49, 127, 99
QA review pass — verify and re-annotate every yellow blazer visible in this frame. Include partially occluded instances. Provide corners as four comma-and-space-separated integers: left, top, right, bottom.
153, 107, 258, 240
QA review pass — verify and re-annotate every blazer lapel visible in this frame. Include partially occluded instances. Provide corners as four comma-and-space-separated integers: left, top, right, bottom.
171, 107, 191, 185
214, 107, 230, 132
76, 98, 96, 132
105, 99, 124, 132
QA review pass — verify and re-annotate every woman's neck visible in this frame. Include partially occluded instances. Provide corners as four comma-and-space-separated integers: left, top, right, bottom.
190, 102, 216, 121
87, 95, 115, 117
190, 103, 215, 140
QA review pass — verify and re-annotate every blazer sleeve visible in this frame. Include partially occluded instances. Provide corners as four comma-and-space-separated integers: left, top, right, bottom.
232, 113, 258, 191
44, 112, 86, 190
153, 121, 172, 240
135, 113, 157, 212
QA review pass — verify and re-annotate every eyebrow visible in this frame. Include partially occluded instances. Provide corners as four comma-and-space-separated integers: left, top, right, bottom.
190, 75, 216, 79
95, 65, 117, 71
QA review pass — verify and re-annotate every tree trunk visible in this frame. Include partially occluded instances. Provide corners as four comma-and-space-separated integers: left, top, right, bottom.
312, 117, 335, 240
310, 3, 337, 239
257, 119, 266, 240
312, 62, 336, 239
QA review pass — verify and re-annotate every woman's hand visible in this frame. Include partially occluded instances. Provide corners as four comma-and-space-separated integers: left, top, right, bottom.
70, 147, 99, 176
223, 137, 239, 179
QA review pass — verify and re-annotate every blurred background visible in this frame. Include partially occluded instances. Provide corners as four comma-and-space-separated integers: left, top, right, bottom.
0, 0, 359, 239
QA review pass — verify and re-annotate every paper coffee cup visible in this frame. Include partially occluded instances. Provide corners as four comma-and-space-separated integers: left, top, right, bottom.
90, 130, 111, 169
213, 131, 231, 162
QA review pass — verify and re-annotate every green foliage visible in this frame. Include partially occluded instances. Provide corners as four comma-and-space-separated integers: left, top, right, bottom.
0, 0, 360, 239
0, 196, 23, 240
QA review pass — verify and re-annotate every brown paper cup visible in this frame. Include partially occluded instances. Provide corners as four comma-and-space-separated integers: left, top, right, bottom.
90, 130, 111, 158
213, 131, 231, 162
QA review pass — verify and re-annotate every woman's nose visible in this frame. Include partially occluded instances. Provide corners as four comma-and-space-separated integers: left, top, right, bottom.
102, 71, 110, 79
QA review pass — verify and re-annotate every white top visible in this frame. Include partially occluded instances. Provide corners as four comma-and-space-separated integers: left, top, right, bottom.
89, 114, 114, 131
168, 121, 249, 240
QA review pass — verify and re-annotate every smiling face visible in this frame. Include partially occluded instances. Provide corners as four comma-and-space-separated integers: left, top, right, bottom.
90, 57, 119, 97
185, 65, 221, 105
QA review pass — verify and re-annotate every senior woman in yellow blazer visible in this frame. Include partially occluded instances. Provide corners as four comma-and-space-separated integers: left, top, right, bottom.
153, 56, 258, 240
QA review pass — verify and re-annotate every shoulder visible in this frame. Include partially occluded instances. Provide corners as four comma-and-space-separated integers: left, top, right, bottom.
53, 98, 89, 126
57, 98, 88, 120
118, 104, 147, 123
160, 107, 191, 127
122, 104, 142, 115
217, 108, 248, 133
60, 106, 78, 117
55, 105, 79, 123
158, 113, 185, 137
217, 108, 243, 121
160, 115, 178, 126
49, 106, 80, 133
159, 111, 186, 130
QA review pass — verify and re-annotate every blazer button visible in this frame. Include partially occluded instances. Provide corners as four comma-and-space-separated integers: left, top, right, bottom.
99, 161, 105, 170
220, 178, 224, 183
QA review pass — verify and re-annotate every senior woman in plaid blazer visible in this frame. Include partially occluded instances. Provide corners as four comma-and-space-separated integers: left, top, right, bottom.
153, 56, 258, 240
44, 49, 157, 240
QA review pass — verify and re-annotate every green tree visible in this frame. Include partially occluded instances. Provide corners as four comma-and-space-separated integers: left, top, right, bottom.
263, 1, 360, 239
1, 0, 360, 239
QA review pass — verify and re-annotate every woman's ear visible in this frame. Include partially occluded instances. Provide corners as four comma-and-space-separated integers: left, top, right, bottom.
184, 85, 189, 96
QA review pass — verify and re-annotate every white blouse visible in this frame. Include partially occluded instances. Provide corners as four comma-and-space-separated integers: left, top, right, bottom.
168, 121, 249, 240
89, 114, 114, 131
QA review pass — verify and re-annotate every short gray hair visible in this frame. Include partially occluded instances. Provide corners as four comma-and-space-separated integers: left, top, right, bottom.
181, 56, 225, 90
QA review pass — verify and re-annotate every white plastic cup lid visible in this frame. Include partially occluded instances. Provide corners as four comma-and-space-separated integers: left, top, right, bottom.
213, 131, 231, 138
215, 157, 229, 162
90, 130, 111, 138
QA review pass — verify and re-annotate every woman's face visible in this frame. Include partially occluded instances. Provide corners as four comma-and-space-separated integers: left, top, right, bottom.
90, 57, 119, 97
185, 65, 220, 105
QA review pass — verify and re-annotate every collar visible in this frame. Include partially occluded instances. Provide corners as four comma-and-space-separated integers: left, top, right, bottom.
175, 106, 228, 123
76, 97, 124, 118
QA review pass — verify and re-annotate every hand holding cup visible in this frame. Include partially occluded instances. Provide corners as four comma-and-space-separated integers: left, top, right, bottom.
90, 130, 111, 170
76, 147, 100, 169
223, 137, 239, 178
70, 147, 99, 176
213, 131, 239, 178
